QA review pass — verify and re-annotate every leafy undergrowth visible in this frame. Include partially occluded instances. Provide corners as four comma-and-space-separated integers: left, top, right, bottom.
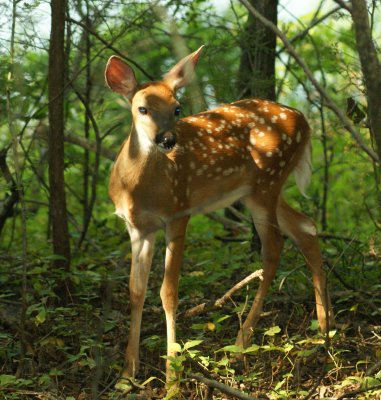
1, 216, 380, 399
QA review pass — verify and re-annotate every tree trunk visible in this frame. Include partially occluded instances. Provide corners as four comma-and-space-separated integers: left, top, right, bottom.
237, 0, 278, 101
351, 0, 381, 164
48, 0, 71, 300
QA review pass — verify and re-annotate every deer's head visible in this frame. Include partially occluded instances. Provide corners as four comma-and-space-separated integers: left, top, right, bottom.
105, 46, 204, 153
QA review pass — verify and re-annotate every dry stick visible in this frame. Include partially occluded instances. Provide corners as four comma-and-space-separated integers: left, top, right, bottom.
215, 270, 263, 307
184, 269, 263, 318
189, 373, 259, 400
239, 0, 379, 165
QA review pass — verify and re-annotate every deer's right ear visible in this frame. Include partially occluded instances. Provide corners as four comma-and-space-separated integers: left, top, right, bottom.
105, 56, 137, 101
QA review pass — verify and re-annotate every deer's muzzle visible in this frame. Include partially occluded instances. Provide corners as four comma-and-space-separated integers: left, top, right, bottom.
155, 131, 177, 151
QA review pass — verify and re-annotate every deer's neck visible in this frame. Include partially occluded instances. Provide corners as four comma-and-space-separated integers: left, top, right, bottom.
110, 127, 170, 199
109, 126, 175, 227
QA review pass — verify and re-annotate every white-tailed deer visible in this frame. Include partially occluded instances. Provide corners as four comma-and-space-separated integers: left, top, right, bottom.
105, 46, 334, 384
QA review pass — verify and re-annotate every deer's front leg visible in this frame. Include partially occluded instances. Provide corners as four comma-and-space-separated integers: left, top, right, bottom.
124, 228, 156, 379
160, 217, 189, 383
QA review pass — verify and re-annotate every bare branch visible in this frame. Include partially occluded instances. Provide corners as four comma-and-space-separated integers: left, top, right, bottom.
67, 15, 155, 80
333, 0, 353, 12
189, 373, 259, 400
277, 5, 342, 55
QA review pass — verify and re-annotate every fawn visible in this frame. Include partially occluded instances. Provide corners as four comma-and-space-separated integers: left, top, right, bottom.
105, 45, 334, 384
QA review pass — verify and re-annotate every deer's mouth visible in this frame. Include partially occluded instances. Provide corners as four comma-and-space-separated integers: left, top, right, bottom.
154, 131, 177, 152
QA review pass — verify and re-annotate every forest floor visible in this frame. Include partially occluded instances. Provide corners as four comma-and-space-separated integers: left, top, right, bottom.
1, 215, 381, 399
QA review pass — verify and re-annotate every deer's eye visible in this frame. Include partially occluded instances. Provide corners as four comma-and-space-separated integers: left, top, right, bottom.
138, 107, 148, 115
174, 106, 181, 116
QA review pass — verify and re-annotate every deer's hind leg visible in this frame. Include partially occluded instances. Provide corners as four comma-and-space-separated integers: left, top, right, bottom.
277, 196, 334, 332
235, 194, 284, 348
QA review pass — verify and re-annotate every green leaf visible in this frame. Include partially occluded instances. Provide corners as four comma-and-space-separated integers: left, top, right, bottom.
264, 326, 281, 336
297, 348, 317, 357
214, 315, 230, 323
184, 340, 203, 350
218, 345, 244, 353
199, 356, 210, 367
244, 344, 260, 353
309, 319, 320, 331
262, 345, 287, 353
35, 307, 46, 325
274, 379, 285, 391
49, 368, 65, 376
114, 379, 133, 393
0, 374, 17, 386
283, 343, 294, 352
361, 376, 381, 389
191, 323, 206, 330
350, 303, 358, 312
168, 342, 182, 353
328, 329, 337, 338
28, 266, 48, 275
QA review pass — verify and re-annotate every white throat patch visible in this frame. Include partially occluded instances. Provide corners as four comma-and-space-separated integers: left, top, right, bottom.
135, 124, 155, 155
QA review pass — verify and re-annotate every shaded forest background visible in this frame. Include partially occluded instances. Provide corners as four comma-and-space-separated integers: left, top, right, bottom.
0, 0, 380, 399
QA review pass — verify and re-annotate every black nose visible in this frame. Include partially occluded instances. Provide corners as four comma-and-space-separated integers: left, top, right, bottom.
155, 131, 177, 150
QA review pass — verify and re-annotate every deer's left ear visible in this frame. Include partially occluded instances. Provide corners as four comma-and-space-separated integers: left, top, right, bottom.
163, 45, 205, 91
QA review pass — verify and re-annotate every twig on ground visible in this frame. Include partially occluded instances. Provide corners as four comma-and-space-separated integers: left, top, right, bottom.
215, 270, 263, 307
189, 373, 259, 400
184, 269, 263, 318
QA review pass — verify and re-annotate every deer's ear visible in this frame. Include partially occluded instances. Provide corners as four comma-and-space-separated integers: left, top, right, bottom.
105, 56, 138, 101
163, 45, 204, 91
